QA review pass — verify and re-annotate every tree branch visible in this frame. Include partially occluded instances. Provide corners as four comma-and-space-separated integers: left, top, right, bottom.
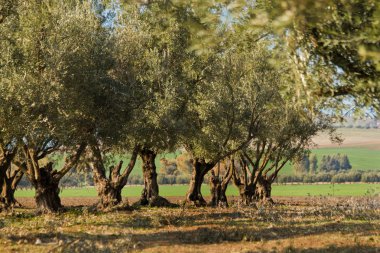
119, 144, 140, 187
54, 142, 87, 181
37, 138, 59, 160
110, 161, 123, 181
223, 158, 234, 186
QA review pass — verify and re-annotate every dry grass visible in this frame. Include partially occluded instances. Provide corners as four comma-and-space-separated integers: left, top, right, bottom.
0, 197, 379, 252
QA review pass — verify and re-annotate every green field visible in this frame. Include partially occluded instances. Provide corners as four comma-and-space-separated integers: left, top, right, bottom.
51, 152, 181, 176
260, 147, 380, 176
56, 146, 379, 177
15, 183, 380, 198
107, 147, 380, 177
50, 127, 380, 178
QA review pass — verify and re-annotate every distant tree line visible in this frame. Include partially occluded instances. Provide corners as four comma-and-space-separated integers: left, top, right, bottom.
16, 153, 377, 188
294, 154, 352, 174
277, 170, 380, 183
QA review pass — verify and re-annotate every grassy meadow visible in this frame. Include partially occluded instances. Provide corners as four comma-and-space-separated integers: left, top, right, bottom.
49, 129, 380, 180
52, 145, 380, 177
278, 146, 380, 175
111, 145, 380, 177
15, 183, 380, 198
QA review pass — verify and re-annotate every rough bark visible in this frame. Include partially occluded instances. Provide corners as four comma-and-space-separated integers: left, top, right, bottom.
186, 158, 215, 206
240, 141, 300, 205
1, 167, 24, 209
232, 171, 256, 205
138, 148, 171, 207
34, 163, 62, 213
209, 160, 233, 207
256, 176, 274, 204
23, 142, 86, 213
234, 149, 280, 205
0, 145, 18, 210
94, 177, 123, 209
209, 170, 222, 207
0, 164, 9, 210
91, 144, 139, 210
139, 148, 158, 204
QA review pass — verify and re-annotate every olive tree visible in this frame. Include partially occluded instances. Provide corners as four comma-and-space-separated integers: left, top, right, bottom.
180, 36, 279, 206
208, 159, 234, 207
0, 0, 112, 212
166, 0, 379, 113
234, 104, 331, 204
0, 141, 21, 210
107, 3, 197, 207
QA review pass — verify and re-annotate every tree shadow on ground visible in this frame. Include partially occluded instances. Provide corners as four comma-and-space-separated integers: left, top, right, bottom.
3, 220, 377, 252
289, 245, 379, 253
131, 221, 377, 246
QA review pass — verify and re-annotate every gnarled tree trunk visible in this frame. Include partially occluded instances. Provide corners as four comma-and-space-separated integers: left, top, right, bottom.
0, 145, 18, 210
23, 142, 86, 213
209, 160, 233, 207
1, 167, 24, 209
138, 148, 171, 207
139, 148, 158, 205
94, 177, 123, 209
186, 158, 214, 206
256, 175, 274, 204
34, 164, 62, 213
209, 171, 221, 207
233, 174, 256, 205
232, 157, 257, 205
90, 144, 139, 210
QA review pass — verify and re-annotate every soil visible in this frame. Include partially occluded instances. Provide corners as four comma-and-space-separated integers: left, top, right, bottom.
312, 128, 380, 149
16, 195, 376, 209
1, 196, 379, 253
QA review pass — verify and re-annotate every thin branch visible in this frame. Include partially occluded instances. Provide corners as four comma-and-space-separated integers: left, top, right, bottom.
222, 158, 234, 186
119, 144, 140, 187
54, 142, 87, 181
110, 161, 123, 181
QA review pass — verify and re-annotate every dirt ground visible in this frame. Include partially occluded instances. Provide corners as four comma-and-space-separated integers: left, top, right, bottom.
1, 196, 379, 253
14, 195, 378, 209
312, 128, 380, 149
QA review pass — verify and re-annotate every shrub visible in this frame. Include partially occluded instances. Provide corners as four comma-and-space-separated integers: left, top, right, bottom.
361, 172, 380, 182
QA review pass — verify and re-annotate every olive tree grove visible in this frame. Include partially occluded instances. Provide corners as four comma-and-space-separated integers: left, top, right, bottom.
1, 0, 373, 213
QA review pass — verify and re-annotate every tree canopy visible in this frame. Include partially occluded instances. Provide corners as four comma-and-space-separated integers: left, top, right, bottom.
1, 0, 373, 211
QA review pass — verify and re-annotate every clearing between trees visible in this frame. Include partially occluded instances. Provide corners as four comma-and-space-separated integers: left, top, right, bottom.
0, 196, 379, 252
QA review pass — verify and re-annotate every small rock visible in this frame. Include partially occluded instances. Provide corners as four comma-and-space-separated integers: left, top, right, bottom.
35, 238, 42, 245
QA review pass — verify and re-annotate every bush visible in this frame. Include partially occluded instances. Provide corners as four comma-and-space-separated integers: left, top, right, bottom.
331, 171, 361, 183
361, 172, 380, 182
157, 174, 190, 184
128, 175, 143, 185
176, 175, 190, 184
277, 175, 303, 183
302, 174, 313, 183
314, 173, 333, 182
277, 170, 380, 183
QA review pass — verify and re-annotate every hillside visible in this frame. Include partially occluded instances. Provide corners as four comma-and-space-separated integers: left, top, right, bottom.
278, 128, 380, 175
